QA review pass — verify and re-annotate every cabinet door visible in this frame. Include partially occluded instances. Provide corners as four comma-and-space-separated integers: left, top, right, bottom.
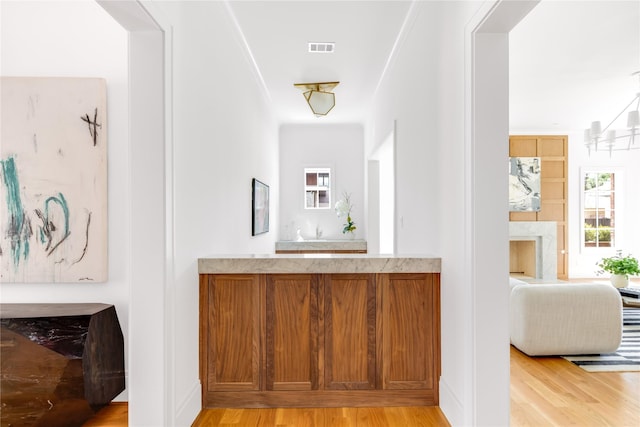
380, 273, 439, 390
202, 274, 261, 391
266, 274, 319, 391
323, 274, 376, 390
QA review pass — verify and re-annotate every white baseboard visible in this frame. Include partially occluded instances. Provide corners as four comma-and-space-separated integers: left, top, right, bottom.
175, 380, 202, 427
439, 377, 463, 427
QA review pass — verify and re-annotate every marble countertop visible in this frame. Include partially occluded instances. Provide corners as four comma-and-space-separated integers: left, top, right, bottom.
275, 239, 367, 251
198, 254, 441, 274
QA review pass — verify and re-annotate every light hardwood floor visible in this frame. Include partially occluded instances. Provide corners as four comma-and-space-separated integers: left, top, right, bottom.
510, 346, 639, 426
84, 347, 639, 426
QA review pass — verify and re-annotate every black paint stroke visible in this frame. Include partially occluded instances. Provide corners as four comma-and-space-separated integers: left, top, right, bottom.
34, 208, 56, 251
80, 108, 102, 146
79, 277, 95, 281
71, 211, 91, 266
47, 232, 70, 257
34, 208, 70, 257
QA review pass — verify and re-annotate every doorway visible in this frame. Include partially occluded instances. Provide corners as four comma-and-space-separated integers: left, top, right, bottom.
368, 122, 396, 254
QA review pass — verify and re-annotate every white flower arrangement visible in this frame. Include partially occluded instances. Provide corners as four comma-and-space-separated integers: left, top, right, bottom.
334, 192, 356, 234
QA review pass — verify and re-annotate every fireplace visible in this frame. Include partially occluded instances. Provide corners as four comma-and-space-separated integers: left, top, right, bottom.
509, 221, 557, 281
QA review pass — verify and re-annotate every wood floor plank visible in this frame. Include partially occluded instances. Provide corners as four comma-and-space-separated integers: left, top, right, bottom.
84, 346, 638, 426
355, 407, 390, 427
81, 402, 128, 427
510, 345, 640, 427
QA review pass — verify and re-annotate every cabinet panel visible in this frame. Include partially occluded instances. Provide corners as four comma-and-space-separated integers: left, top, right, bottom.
509, 137, 537, 156
538, 202, 565, 221
324, 274, 376, 390
204, 275, 261, 391
266, 274, 319, 391
539, 137, 567, 156
542, 180, 565, 200
541, 160, 565, 179
381, 274, 438, 391
509, 211, 537, 221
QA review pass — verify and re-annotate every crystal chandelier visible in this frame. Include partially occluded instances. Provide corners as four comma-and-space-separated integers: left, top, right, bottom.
584, 71, 640, 156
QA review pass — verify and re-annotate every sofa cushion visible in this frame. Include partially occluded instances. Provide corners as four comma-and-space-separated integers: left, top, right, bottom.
510, 283, 622, 356
509, 277, 528, 292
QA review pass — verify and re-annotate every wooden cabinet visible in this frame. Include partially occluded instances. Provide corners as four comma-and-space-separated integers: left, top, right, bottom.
200, 272, 440, 408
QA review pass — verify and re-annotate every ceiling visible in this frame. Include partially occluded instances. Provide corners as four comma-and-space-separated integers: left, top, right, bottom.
229, 1, 640, 129
228, 1, 412, 124
509, 0, 640, 132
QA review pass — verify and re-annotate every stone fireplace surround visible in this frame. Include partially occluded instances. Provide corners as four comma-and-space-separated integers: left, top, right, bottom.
509, 221, 557, 281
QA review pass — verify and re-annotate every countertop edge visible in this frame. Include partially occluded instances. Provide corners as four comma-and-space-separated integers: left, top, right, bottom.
198, 255, 441, 274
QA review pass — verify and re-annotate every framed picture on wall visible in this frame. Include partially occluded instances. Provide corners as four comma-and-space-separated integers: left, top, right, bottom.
252, 178, 269, 236
509, 157, 541, 211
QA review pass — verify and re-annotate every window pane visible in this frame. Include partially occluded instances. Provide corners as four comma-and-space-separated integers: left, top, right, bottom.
582, 170, 617, 249
304, 168, 331, 209
306, 191, 316, 208
306, 173, 317, 186
318, 190, 329, 207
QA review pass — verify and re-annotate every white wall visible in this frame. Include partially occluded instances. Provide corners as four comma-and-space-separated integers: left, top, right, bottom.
367, 2, 479, 424
367, 1, 536, 425
279, 124, 364, 241
149, 1, 279, 423
0, 0, 130, 401
366, 3, 441, 256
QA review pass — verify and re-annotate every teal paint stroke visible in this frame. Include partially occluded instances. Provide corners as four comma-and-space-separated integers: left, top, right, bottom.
43, 193, 70, 255
0, 156, 32, 268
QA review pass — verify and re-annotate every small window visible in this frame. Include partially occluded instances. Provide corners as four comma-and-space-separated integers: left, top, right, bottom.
583, 171, 616, 249
304, 168, 331, 209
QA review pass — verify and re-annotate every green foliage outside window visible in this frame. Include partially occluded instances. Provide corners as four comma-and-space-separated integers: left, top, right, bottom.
583, 173, 611, 190
584, 223, 611, 242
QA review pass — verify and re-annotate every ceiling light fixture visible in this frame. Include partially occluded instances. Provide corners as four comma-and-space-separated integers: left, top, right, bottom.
584, 71, 640, 156
293, 81, 339, 117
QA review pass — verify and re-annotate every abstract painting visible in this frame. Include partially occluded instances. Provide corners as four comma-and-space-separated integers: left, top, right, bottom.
1, 77, 107, 282
509, 157, 541, 212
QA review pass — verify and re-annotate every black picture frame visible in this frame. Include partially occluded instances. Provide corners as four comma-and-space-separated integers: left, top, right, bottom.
252, 178, 269, 236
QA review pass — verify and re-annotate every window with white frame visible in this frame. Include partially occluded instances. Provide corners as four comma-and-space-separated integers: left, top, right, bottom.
304, 167, 331, 209
582, 171, 617, 249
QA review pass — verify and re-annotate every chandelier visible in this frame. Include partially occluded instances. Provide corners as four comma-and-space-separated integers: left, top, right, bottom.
584, 71, 640, 155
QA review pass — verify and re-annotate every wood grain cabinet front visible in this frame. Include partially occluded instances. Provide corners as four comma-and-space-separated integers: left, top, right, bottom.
199, 274, 261, 392
200, 272, 440, 408
266, 274, 319, 391
323, 274, 376, 390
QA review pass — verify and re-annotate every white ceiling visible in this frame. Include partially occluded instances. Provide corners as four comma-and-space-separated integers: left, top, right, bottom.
510, 0, 640, 132
227, 0, 412, 123
229, 0, 640, 129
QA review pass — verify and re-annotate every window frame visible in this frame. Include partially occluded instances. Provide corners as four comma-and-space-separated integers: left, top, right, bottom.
580, 167, 624, 253
303, 167, 332, 210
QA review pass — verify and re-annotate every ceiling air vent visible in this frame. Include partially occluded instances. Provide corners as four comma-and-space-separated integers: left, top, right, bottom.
308, 42, 335, 53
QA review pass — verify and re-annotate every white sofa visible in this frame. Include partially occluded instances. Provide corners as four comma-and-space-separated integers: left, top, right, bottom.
509, 278, 622, 356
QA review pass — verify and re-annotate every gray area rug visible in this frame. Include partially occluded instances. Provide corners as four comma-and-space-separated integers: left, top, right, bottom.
562, 307, 640, 372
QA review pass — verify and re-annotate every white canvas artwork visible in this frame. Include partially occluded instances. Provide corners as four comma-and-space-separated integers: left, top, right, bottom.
509, 157, 541, 212
1, 77, 107, 282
